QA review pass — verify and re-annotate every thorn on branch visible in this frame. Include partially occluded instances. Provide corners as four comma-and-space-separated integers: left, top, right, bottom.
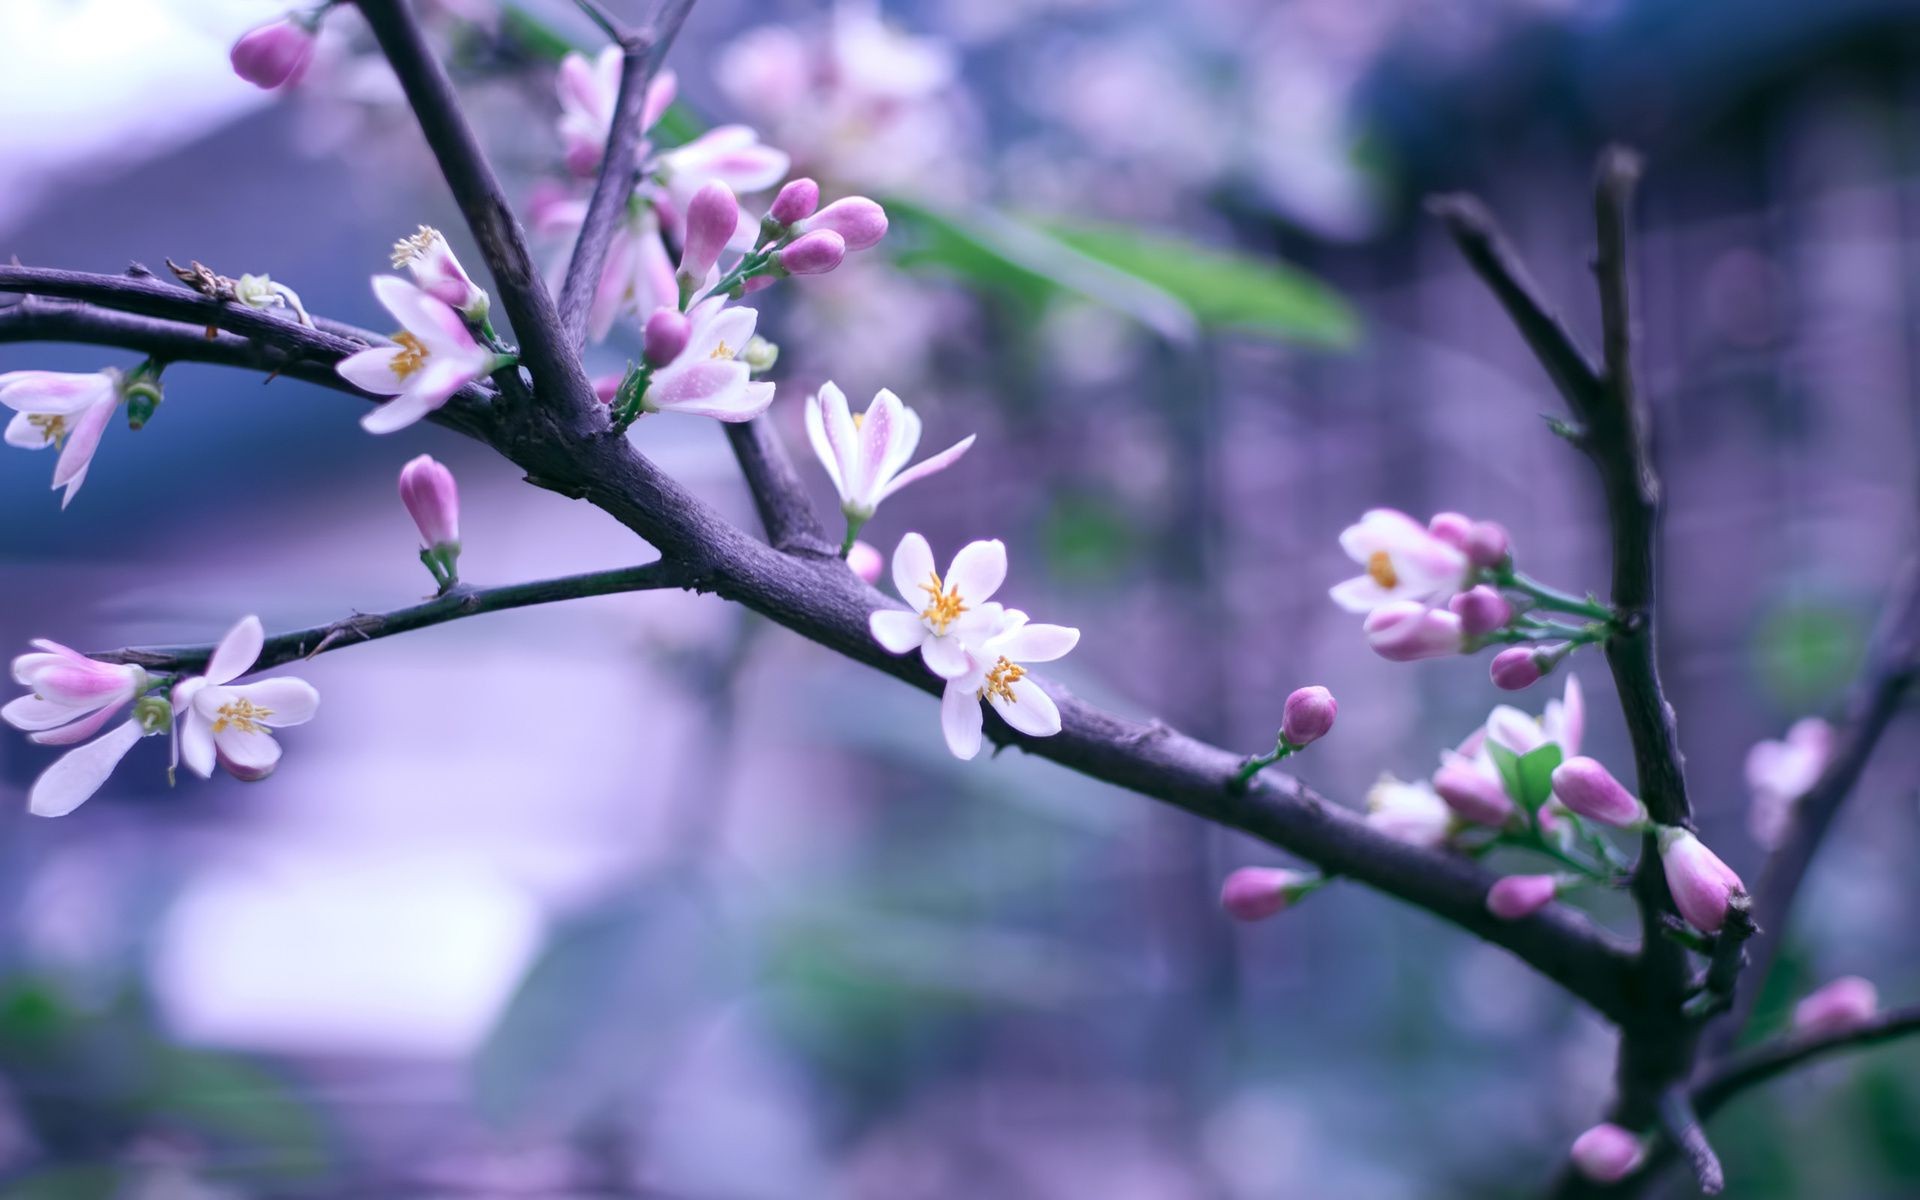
1658, 1088, 1724, 1195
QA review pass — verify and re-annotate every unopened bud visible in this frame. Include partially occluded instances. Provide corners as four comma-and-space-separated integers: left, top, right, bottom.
398, 454, 459, 551
643, 308, 691, 367
1657, 826, 1745, 934
1219, 867, 1318, 922
1551, 756, 1648, 828
680, 181, 739, 282
1486, 874, 1559, 920
777, 229, 847, 276
1570, 1124, 1645, 1184
1450, 585, 1514, 637
847, 539, 883, 585
769, 177, 820, 226
1793, 976, 1879, 1036
1433, 756, 1515, 826
1427, 511, 1472, 549
1466, 520, 1512, 569
1490, 643, 1567, 691
230, 13, 318, 90
796, 197, 888, 251
1363, 601, 1463, 662
1279, 685, 1337, 747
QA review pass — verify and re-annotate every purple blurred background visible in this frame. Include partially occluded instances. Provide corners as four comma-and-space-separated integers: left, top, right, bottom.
2, 0, 1918, 1195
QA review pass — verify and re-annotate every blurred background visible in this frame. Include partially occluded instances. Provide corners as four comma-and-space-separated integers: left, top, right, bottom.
2, 0, 1919, 1195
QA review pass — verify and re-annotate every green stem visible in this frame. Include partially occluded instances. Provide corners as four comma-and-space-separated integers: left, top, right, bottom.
1499, 569, 1615, 623
1228, 737, 1295, 793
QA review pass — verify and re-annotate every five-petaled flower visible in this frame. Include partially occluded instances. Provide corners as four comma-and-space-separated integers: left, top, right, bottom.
1, 369, 123, 507
869, 533, 1008, 679
630, 299, 776, 422
1330, 508, 1470, 613
804, 382, 973, 527
938, 607, 1079, 760
336, 276, 504, 434
173, 616, 320, 783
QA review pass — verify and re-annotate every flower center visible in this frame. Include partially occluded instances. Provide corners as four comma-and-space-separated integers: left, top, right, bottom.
918, 570, 967, 635
391, 224, 441, 267
1367, 550, 1398, 589
982, 657, 1026, 703
710, 340, 736, 360
850, 411, 864, 430
26, 414, 68, 449
390, 332, 430, 380
212, 697, 273, 735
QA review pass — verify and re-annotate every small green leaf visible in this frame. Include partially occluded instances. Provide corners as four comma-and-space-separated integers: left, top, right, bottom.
1487, 741, 1523, 801
1516, 743, 1565, 812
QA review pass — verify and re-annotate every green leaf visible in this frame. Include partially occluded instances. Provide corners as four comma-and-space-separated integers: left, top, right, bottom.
1487, 741, 1523, 802
1515, 743, 1564, 812
1045, 219, 1359, 347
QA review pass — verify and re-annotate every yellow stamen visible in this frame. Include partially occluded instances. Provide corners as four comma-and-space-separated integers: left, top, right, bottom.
390, 331, 430, 381
1367, 550, 1398, 589
850, 411, 864, 430
391, 224, 441, 267
918, 570, 967, 635
710, 340, 736, 360
212, 698, 273, 735
982, 657, 1026, 704
26, 414, 68, 449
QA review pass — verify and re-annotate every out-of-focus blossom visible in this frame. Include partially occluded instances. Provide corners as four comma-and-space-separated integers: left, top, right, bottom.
1484, 676, 1584, 758
1, 368, 123, 507
846, 540, 883, 585
1450, 585, 1513, 638
231, 12, 318, 91
1365, 775, 1453, 848
556, 48, 676, 177
769, 177, 820, 226
4, 640, 147, 747
1486, 875, 1558, 920
795, 197, 889, 251
777, 229, 847, 275
1363, 601, 1462, 661
1330, 509, 1469, 613
1745, 717, 1834, 848
658, 126, 791, 214
1570, 1124, 1645, 1183
1793, 976, 1879, 1037
633, 299, 774, 422
336, 277, 502, 434
1657, 828, 1745, 934
173, 616, 319, 784
534, 193, 677, 344
1551, 757, 1647, 829
1280, 686, 1337, 748
1466, 521, 1512, 569
804, 383, 973, 523
1220, 867, 1316, 922
391, 226, 489, 322
870, 533, 1007, 679
939, 607, 1078, 760
1433, 750, 1513, 827
1428, 511, 1472, 547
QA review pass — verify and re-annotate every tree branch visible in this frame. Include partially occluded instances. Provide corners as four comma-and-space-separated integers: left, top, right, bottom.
556, 0, 698, 348
1694, 1002, 1920, 1117
722, 418, 832, 554
93, 560, 695, 675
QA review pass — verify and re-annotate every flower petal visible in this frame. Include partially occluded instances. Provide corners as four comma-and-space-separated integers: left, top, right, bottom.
1328, 575, 1391, 614
29, 719, 146, 818
920, 633, 972, 680
875, 391, 922, 484
50, 397, 115, 495
991, 622, 1079, 664
661, 378, 773, 422
335, 346, 409, 395
869, 609, 927, 654
205, 615, 264, 686
29, 700, 124, 747
213, 724, 283, 779
645, 360, 750, 414
360, 388, 440, 436
941, 682, 984, 760
0, 370, 116, 415
877, 434, 974, 505
3, 694, 90, 732
5, 410, 55, 449
804, 390, 845, 494
372, 275, 476, 357
891, 532, 935, 603
945, 539, 1006, 606
226, 677, 319, 727
992, 676, 1062, 737
179, 709, 216, 779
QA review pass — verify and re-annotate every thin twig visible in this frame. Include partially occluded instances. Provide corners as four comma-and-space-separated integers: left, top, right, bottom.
94, 560, 695, 675
722, 418, 831, 554
1695, 1002, 1920, 1116
1657, 1088, 1723, 1195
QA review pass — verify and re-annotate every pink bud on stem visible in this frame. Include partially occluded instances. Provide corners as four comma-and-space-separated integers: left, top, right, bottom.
1433, 758, 1515, 826
796, 197, 888, 251
1466, 521, 1511, 568
1657, 827, 1746, 934
1550, 757, 1649, 828
642, 308, 691, 368
1490, 642, 1570, 691
1364, 601, 1463, 662
1428, 511, 1473, 549
846, 539, 884, 586
777, 230, 847, 276
1219, 867, 1320, 922
1280, 685, 1337, 747
680, 181, 739, 283
1449, 585, 1514, 637
399, 454, 461, 593
1570, 1124, 1646, 1183
1486, 874, 1560, 920
1793, 976, 1879, 1036
769, 178, 820, 226
231, 13, 319, 90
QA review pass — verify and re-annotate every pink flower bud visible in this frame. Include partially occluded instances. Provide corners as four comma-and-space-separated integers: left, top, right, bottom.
231, 15, 317, 90
797, 197, 888, 251
777, 229, 847, 275
1570, 1123, 1645, 1183
1466, 521, 1512, 568
680, 181, 739, 282
1486, 874, 1559, 920
1363, 601, 1463, 662
592, 374, 622, 405
398, 454, 459, 549
1280, 685, 1337, 747
1658, 827, 1745, 933
1219, 867, 1315, 922
1449, 585, 1514, 637
1490, 646, 1549, 691
1793, 976, 1879, 1037
643, 308, 691, 367
1433, 757, 1515, 826
1550, 756, 1647, 828
1427, 511, 1472, 549
847, 539, 884, 586
769, 177, 820, 226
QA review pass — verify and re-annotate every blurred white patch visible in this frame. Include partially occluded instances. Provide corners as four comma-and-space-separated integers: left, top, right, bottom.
152, 850, 542, 1058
